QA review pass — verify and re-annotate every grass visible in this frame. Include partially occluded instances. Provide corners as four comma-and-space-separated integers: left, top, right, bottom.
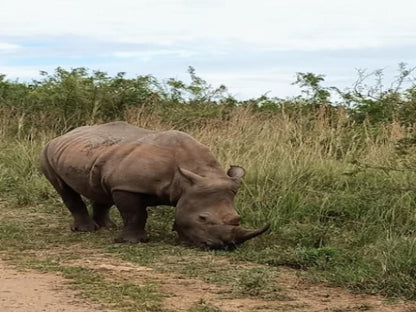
0, 200, 288, 311
1, 107, 416, 307
234, 267, 281, 299
188, 300, 221, 312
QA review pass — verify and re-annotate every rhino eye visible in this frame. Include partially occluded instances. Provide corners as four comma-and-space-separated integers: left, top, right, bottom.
198, 215, 207, 222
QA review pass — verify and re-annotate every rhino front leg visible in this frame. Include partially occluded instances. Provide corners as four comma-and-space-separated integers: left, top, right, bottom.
112, 190, 149, 243
92, 202, 117, 229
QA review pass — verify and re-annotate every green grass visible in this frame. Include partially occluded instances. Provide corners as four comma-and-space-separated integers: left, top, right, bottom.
2, 108, 416, 302
234, 267, 281, 299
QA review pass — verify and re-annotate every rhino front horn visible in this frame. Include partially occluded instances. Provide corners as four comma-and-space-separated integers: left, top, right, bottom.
233, 224, 270, 244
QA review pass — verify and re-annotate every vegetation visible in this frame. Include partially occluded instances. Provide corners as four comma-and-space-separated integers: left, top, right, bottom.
1, 64, 416, 308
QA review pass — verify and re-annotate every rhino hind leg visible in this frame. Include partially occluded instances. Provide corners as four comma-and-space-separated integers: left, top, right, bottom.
58, 183, 98, 232
92, 202, 117, 229
112, 190, 149, 243
41, 154, 98, 232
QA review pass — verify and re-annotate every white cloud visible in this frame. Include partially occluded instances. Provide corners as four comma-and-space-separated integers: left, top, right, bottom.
0, 42, 20, 52
1, 0, 415, 98
201, 70, 299, 99
113, 49, 194, 61
1, 0, 415, 51
0, 66, 43, 79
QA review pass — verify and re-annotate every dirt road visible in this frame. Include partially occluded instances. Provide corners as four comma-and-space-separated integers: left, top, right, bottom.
2, 257, 416, 312
0, 260, 113, 312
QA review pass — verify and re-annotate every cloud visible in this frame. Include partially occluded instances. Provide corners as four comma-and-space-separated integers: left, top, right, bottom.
1, 0, 415, 51
113, 49, 194, 61
0, 42, 20, 52
1, 1, 415, 98
0, 66, 43, 79
202, 71, 300, 99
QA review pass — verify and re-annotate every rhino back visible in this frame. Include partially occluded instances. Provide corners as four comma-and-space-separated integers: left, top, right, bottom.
42, 122, 224, 203
105, 130, 224, 198
62, 121, 153, 144
41, 122, 151, 200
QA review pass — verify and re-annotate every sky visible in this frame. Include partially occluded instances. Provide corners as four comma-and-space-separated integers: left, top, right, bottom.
1, 0, 415, 99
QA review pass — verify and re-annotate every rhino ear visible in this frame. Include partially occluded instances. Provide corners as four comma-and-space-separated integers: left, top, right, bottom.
227, 165, 245, 183
177, 167, 204, 185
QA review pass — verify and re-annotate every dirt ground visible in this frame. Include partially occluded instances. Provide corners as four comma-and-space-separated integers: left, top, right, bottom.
2, 257, 416, 312
0, 260, 113, 312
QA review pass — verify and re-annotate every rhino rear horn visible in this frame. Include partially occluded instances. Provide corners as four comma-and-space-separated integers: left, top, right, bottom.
177, 167, 204, 185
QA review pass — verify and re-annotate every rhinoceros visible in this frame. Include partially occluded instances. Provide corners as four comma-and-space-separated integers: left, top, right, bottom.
40, 121, 269, 249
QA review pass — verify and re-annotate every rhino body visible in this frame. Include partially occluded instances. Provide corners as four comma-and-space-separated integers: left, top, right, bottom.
40, 121, 268, 249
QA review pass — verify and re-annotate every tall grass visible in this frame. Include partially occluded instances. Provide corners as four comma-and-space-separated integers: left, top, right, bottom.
2, 97, 416, 298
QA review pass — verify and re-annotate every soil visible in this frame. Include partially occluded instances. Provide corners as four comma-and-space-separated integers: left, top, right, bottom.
0, 260, 113, 312
2, 255, 415, 312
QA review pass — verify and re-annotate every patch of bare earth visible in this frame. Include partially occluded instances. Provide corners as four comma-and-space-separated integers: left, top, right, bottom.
64, 255, 416, 312
275, 268, 416, 312
0, 260, 114, 312
65, 256, 273, 312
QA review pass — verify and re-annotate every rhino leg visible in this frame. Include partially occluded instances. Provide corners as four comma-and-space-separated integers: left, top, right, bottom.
59, 184, 98, 232
92, 202, 117, 229
112, 191, 149, 243
41, 157, 98, 232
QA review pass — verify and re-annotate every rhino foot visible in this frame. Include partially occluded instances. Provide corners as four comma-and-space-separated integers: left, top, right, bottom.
114, 231, 148, 244
94, 218, 117, 230
71, 219, 99, 232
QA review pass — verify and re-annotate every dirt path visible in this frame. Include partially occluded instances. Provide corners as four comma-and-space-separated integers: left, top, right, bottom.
0, 260, 113, 312
81, 257, 416, 312
3, 255, 415, 312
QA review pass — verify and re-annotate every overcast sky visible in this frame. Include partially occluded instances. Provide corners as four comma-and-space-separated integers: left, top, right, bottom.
1, 0, 415, 99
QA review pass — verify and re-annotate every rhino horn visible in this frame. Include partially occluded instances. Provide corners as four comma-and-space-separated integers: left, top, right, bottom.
177, 167, 204, 185
232, 224, 270, 244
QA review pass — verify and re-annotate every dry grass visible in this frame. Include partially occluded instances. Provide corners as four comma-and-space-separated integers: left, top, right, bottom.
2, 107, 416, 299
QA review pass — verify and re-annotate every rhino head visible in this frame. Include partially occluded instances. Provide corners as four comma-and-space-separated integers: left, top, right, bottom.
173, 165, 269, 249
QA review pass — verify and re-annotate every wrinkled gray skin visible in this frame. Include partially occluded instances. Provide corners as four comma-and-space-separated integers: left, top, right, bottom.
40, 122, 269, 249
